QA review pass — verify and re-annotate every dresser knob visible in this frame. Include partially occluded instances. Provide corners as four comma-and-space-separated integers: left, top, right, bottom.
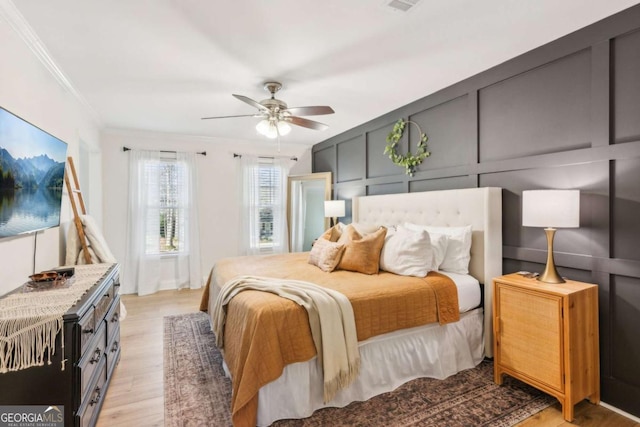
89, 386, 102, 406
82, 327, 94, 334
89, 348, 102, 364
111, 312, 119, 323
111, 341, 119, 352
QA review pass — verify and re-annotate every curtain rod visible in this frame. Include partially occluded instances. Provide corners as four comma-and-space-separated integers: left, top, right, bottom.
233, 153, 298, 161
122, 146, 207, 156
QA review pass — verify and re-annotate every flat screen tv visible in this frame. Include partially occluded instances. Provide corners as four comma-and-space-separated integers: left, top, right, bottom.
0, 107, 68, 239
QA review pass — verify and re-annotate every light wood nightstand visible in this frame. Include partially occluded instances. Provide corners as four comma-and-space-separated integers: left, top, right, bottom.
492, 273, 600, 421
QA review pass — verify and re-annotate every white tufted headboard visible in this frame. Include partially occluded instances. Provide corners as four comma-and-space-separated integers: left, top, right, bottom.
352, 187, 502, 356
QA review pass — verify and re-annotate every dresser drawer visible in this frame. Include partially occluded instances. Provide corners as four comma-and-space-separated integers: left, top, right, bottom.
93, 281, 116, 325
106, 295, 121, 343
107, 327, 121, 378
78, 322, 107, 402
78, 305, 96, 355
77, 357, 107, 427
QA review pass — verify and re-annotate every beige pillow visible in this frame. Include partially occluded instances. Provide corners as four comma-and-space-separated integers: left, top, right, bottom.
350, 222, 383, 236
320, 223, 345, 242
338, 225, 387, 275
308, 239, 346, 272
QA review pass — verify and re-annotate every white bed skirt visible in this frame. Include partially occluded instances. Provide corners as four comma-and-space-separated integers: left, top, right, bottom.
255, 307, 485, 426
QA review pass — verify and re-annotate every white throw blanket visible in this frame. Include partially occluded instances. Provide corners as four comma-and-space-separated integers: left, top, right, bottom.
65, 214, 117, 265
211, 275, 360, 403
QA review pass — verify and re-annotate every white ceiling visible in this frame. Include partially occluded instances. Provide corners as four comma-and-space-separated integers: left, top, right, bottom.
10, 0, 640, 146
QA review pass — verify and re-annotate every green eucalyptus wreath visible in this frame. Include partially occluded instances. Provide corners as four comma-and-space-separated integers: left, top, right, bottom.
384, 119, 430, 177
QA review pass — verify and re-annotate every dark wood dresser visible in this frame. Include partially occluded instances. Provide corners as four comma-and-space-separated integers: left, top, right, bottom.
0, 263, 121, 427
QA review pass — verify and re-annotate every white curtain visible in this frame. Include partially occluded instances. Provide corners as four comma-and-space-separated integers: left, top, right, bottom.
175, 151, 202, 291
239, 155, 290, 255
289, 180, 306, 252
123, 150, 202, 296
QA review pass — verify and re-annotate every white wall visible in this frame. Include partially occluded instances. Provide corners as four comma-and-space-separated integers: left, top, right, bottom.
101, 129, 311, 290
0, 17, 101, 296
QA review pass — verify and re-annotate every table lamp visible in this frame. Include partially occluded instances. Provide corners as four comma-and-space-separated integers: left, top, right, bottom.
522, 189, 580, 283
324, 200, 345, 228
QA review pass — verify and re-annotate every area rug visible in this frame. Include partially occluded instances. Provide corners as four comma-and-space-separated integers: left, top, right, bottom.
164, 312, 555, 427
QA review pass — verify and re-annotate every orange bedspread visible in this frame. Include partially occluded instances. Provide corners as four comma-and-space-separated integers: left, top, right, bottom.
200, 252, 460, 427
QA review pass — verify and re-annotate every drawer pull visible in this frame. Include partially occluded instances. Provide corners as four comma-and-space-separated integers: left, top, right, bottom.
89, 348, 102, 364
89, 386, 102, 406
83, 327, 94, 334
111, 341, 119, 353
111, 312, 119, 323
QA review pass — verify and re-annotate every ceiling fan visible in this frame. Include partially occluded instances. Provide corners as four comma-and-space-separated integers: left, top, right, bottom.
201, 82, 335, 139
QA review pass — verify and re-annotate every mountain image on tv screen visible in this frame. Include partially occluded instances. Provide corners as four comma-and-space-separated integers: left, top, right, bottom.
0, 107, 68, 238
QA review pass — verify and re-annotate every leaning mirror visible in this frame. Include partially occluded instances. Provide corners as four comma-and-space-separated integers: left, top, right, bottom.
287, 172, 332, 252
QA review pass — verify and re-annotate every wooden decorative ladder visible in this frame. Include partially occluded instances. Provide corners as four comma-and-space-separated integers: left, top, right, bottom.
64, 156, 92, 264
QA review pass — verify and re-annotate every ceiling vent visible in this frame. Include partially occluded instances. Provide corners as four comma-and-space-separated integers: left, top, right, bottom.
386, 0, 421, 12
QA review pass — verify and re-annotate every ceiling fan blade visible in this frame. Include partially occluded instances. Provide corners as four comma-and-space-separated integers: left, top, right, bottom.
233, 94, 269, 112
287, 116, 329, 131
201, 113, 261, 120
285, 106, 334, 116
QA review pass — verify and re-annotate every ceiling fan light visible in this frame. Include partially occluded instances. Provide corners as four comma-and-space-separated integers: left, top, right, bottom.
256, 119, 270, 136
265, 122, 279, 139
277, 121, 292, 136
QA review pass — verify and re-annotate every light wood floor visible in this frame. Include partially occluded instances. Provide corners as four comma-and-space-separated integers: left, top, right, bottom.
97, 288, 639, 427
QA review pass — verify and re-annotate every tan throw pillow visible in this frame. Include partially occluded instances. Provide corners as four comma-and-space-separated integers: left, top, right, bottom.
308, 239, 346, 272
338, 225, 387, 275
320, 223, 344, 242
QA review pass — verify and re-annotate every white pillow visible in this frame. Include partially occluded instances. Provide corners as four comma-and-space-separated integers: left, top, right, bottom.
380, 225, 434, 277
404, 223, 472, 274
429, 233, 449, 271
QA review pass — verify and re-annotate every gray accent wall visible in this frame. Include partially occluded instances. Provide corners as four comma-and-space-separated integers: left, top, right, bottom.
312, 4, 640, 417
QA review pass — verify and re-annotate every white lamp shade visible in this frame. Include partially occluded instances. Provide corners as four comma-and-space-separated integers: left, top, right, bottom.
257, 119, 291, 138
277, 121, 291, 136
522, 190, 580, 228
324, 200, 345, 218
256, 119, 270, 135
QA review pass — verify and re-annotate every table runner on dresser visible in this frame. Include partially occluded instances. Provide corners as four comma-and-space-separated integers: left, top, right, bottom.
0, 263, 115, 373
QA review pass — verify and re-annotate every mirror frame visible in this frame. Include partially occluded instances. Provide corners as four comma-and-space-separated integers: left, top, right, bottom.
287, 172, 332, 252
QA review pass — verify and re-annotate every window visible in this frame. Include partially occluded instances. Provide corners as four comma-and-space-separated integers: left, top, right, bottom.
256, 159, 281, 250
240, 156, 289, 255
124, 149, 202, 295
144, 158, 188, 255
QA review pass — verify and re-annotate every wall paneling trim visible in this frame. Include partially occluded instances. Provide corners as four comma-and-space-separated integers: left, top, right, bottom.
312, 4, 640, 417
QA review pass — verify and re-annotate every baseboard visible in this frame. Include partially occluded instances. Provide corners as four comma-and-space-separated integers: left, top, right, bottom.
601, 401, 640, 423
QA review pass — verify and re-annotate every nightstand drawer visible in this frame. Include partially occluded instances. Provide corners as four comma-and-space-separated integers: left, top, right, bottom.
496, 284, 563, 391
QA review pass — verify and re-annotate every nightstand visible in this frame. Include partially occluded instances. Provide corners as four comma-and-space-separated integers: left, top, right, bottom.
492, 273, 600, 421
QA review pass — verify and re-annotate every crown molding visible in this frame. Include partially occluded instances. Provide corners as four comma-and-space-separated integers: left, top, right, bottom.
0, 0, 102, 126
102, 127, 312, 156
102, 126, 314, 147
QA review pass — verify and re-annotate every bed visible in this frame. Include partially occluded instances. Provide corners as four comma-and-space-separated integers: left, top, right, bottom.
204, 187, 502, 426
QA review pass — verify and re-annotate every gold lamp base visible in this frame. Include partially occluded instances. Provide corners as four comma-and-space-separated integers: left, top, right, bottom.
538, 228, 566, 284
